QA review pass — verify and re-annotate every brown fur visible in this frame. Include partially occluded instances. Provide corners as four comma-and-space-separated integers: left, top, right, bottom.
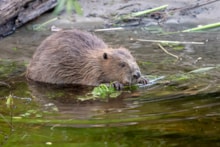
26, 30, 147, 86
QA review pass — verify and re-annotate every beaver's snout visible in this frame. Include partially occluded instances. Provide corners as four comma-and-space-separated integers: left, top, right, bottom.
133, 71, 141, 79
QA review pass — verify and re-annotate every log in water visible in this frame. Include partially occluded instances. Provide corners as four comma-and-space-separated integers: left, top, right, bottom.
0, 0, 57, 38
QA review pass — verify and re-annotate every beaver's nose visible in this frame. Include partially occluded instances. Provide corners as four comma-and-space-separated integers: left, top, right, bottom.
133, 71, 141, 79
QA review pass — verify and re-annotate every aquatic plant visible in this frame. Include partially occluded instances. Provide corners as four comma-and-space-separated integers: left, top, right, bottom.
117, 5, 168, 20
182, 22, 220, 32
54, 0, 83, 15
91, 84, 121, 99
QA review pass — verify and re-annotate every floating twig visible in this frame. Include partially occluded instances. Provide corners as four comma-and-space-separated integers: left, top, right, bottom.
182, 22, 220, 32
138, 76, 165, 88
135, 39, 204, 45
157, 43, 179, 60
163, 22, 220, 35
118, 5, 168, 20
33, 17, 58, 31
180, 0, 220, 12
189, 67, 216, 73
117, 4, 138, 10
131, 5, 168, 17
94, 27, 125, 32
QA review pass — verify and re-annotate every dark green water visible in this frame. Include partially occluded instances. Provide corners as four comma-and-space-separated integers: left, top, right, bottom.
0, 26, 220, 146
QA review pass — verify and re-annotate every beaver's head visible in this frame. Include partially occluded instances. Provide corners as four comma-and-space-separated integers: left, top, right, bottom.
100, 48, 142, 85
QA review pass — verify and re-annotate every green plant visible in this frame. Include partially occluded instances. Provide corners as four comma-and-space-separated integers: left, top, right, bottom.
54, 0, 83, 15
91, 84, 121, 99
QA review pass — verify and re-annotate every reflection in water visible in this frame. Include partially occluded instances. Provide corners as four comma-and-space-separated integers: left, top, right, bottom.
27, 80, 151, 120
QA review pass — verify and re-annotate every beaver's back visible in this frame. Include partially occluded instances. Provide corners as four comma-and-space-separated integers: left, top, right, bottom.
26, 30, 108, 84
26, 29, 147, 86
36, 30, 107, 55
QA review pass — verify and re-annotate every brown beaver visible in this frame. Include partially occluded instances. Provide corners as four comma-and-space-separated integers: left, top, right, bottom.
26, 30, 147, 89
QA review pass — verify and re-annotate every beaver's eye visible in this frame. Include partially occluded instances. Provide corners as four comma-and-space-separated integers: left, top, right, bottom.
119, 62, 126, 68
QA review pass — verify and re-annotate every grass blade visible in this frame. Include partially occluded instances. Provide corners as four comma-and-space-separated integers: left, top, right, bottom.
182, 22, 220, 32
118, 5, 168, 20
131, 5, 168, 17
73, 0, 83, 15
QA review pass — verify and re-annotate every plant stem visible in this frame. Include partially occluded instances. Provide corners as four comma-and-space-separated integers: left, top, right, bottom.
34, 17, 58, 31
119, 5, 168, 20
136, 39, 204, 45
182, 22, 220, 32
131, 5, 168, 17
157, 43, 179, 60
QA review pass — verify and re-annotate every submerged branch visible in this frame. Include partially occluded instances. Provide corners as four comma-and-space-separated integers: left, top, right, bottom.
157, 43, 179, 60
182, 22, 220, 32
131, 5, 168, 17
180, 0, 220, 12
116, 5, 168, 20
94, 27, 125, 32
136, 39, 204, 45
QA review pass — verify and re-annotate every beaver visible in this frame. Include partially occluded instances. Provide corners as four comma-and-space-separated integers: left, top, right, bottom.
26, 30, 148, 89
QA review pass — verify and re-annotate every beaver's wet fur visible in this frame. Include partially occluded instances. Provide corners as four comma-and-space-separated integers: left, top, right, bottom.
26, 30, 147, 89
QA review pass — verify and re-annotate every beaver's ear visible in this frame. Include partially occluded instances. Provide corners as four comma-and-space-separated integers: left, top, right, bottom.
103, 53, 108, 60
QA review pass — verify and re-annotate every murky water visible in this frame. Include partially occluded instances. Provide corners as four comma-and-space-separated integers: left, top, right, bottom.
0, 25, 220, 146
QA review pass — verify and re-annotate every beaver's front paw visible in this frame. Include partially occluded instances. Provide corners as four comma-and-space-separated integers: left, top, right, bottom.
112, 81, 124, 90
138, 76, 148, 85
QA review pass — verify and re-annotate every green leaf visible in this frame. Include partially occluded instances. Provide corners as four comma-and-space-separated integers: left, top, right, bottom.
54, 0, 66, 14
72, 0, 83, 15
66, 0, 74, 14
91, 84, 121, 99
6, 94, 14, 108
12, 47, 17, 51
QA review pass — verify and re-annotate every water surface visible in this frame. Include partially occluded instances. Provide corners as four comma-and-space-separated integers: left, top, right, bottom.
0, 26, 220, 146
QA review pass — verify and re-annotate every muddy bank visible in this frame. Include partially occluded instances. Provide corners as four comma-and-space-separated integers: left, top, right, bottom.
0, 0, 220, 38
79, 0, 220, 26
30, 0, 220, 32
0, 0, 57, 38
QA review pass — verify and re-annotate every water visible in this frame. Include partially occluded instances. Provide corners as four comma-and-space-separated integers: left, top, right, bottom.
0, 25, 220, 146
